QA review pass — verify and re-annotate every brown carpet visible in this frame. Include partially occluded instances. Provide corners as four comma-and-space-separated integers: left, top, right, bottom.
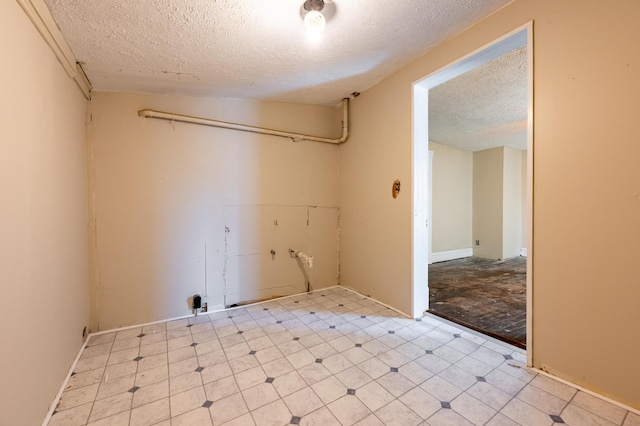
428, 256, 527, 348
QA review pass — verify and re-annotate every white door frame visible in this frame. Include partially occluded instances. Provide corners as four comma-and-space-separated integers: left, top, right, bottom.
428, 150, 434, 264
411, 23, 534, 365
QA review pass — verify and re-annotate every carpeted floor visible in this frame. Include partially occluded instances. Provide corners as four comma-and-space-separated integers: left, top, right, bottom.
428, 256, 527, 348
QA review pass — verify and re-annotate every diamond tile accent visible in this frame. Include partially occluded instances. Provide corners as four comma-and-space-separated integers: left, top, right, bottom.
186, 324, 193, 328
59, 287, 618, 426
294, 301, 299, 303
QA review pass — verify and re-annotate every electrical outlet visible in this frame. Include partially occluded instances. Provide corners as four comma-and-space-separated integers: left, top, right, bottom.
475, 240, 480, 246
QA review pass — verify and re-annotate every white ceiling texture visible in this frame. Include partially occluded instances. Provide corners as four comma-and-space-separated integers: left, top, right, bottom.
429, 46, 528, 151
44, 0, 525, 151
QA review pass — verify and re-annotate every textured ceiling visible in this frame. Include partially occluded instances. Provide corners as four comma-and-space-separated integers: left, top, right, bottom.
43, 0, 513, 105
429, 46, 528, 152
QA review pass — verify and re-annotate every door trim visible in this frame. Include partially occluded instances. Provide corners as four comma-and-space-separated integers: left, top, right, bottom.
411, 22, 534, 365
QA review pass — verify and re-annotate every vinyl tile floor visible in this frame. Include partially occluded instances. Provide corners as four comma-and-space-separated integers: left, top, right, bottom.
48, 286, 639, 426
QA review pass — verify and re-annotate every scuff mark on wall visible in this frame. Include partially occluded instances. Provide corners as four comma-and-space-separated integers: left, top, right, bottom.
223, 224, 230, 308
336, 209, 341, 282
86, 101, 102, 332
203, 243, 208, 298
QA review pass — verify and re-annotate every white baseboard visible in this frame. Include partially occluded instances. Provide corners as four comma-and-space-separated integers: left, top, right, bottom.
44, 285, 344, 425
521, 248, 528, 257
534, 368, 640, 416
430, 248, 473, 264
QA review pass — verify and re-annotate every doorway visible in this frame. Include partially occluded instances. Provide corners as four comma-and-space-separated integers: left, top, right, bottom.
411, 25, 533, 361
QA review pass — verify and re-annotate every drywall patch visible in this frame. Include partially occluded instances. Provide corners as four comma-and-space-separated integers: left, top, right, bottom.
223, 204, 339, 306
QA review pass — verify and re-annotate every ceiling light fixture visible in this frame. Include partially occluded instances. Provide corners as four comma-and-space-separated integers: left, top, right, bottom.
303, 0, 326, 38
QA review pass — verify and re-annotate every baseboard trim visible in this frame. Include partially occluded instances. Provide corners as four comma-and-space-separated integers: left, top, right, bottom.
340, 285, 413, 319
42, 337, 89, 426
533, 369, 640, 416
430, 248, 473, 263
44, 285, 342, 425
521, 248, 528, 257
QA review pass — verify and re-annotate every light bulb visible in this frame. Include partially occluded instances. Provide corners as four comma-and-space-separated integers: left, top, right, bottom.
304, 10, 326, 36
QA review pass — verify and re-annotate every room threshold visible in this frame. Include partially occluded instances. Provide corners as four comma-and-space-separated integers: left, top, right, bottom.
427, 309, 526, 350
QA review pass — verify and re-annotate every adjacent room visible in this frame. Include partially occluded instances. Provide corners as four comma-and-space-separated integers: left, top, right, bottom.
2, 0, 640, 425
427, 45, 529, 348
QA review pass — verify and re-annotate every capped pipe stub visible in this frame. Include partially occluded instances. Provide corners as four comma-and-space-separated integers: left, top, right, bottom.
193, 294, 202, 310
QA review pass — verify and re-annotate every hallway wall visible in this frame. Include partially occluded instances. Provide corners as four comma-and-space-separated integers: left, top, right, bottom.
0, 2, 90, 424
430, 141, 473, 254
502, 146, 523, 259
339, 0, 640, 409
473, 147, 504, 259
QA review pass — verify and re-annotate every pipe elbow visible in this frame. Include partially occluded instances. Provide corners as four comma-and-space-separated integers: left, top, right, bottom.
294, 251, 314, 268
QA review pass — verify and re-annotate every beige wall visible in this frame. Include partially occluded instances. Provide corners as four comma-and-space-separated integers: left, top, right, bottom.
0, 1, 89, 424
430, 142, 473, 254
521, 149, 528, 251
339, 81, 413, 311
431, 143, 523, 260
472, 148, 504, 259
503, 146, 523, 258
339, 0, 640, 408
89, 92, 341, 330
